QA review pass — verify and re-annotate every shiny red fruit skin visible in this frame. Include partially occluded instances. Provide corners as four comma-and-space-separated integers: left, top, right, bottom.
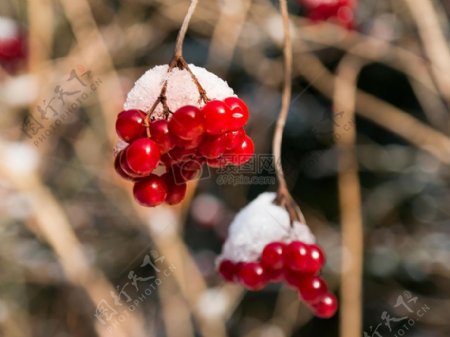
114, 152, 135, 180
261, 242, 285, 270
305, 244, 325, 274
311, 293, 338, 318
174, 134, 204, 149
199, 134, 227, 159
298, 276, 328, 303
202, 100, 232, 135
284, 241, 310, 272
150, 119, 175, 153
119, 150, 144, 179
206, 156, 229, 168
265, 268, 284, 283
238, 262, 268, 291
224, 97, 249, 130
114, 153, 130, 179
218, 259, 238, 282
179, 157, 204, 171
223, 129, 246, 151
133, 174, 167, 207
163, 173, 187, 205
116, 109, 147, 142
126, 138, 161, 175
226, 135, 254, 166
284, 268, 309, 288
167, 147, 197, 164
169, 164, 200, 183
169, 105, 204, 140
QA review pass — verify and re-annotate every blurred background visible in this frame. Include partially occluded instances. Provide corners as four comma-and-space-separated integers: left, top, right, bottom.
1, 0, 450, 336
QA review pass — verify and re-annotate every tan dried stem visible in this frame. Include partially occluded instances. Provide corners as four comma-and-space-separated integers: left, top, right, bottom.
145, 0, 209, 126
402, 0, 450, 107
333, 55, 365, 337
59, 0, 124, 144
273, 0, 306, 224
0, 162, 147, 337
293, 52, 450, 165
174, 0, 199, 58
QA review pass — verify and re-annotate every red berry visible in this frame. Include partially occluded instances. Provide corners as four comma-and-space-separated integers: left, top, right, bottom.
265, 268, 284, 283
180, 157, 204, 171
199, 134, 227, 159
298, 276, 328, 303
218, 260, 238, 282
133, 174, 167, 207
118, 150, 143, 179
284, 269, 307, 288
206, 157, 229, 168
261, 242, 285, 270
126, 138, 161, 175
174, 134, 204, 149
238, 262, 268, 290
160, 153, 174, 167
305, 244, 325, 274
224, 97, 249, 130
168, 163, 201, 184
167, 147, 197, 164
223, 129, 245, 151
169, 105, 204, 140
114, 152, 132, 180
226, 135, 254, 166
311, 293, 338, 318
116, 109, 147, 142
150, 119, 175, 153
202, 100, 232, 135
163, 173, 187, 205
285, 241, 310, 272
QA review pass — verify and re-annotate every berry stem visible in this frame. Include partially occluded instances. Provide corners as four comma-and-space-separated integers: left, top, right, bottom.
174, 0, 199, 59
144, 0, 209, 124
273, 0, 306, 224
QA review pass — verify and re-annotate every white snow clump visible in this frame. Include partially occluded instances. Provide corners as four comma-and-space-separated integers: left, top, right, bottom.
218, 192, 316, 263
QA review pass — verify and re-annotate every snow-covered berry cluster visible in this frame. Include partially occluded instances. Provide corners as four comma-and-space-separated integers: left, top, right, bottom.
114, 64, 254, 207
299, 0, 357, 29
217, 193, 337, 318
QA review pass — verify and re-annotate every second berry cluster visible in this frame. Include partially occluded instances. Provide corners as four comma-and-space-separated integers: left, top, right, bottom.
218, 240, 337, 318
114, 97, 254, 207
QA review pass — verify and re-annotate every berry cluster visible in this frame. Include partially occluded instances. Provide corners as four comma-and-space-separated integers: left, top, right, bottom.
299, 0, 357, 29
114, 97, 254, 207
218, 240, 337, 318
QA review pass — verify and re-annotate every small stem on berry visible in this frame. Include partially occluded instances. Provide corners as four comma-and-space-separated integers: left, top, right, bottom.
177, 57, 210, 103
272, 0, 306, 224
174, 0, 199, 58
145, 0, 209, 122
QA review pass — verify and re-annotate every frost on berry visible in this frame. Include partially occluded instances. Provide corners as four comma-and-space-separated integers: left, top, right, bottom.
217, 192, 315, 264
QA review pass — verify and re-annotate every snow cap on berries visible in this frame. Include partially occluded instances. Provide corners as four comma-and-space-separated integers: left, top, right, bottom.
124, 64, 235, 119
116, 64, 235, 152
218, 192, 315, 263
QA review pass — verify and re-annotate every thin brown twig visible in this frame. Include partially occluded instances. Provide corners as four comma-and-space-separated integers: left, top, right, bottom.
273, 0, 306, 224
174, 0, 199, 58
